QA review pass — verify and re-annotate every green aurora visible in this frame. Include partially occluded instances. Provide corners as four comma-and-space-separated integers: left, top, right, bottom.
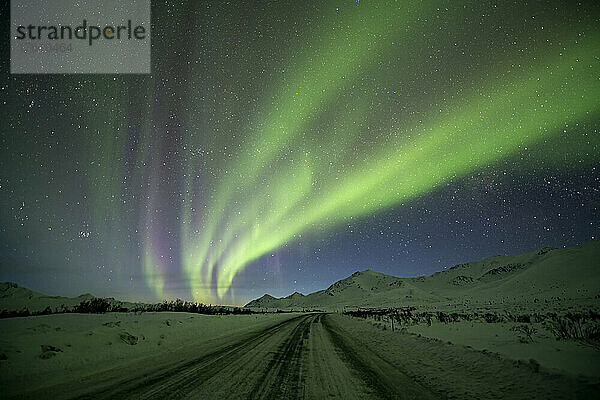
172, 5, 600, 302
2, 1, 598, 304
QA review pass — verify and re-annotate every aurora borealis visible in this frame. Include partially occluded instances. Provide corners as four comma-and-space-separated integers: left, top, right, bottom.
1, 1, 599, 305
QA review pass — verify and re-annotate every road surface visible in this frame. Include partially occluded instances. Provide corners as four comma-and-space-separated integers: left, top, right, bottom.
16, 313, 437, 399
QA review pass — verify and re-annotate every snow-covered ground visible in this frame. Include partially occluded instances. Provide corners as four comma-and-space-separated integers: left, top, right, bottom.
406, 320, 600, 378
329, 314, 599, 399
0, 311, 598, 399
0, 312, 300, 397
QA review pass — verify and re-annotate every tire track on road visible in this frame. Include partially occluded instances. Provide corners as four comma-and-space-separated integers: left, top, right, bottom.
246, 313, 316, 399
72, 314, 310, 400
322, 314, 439, 400
17, 313, 440, 399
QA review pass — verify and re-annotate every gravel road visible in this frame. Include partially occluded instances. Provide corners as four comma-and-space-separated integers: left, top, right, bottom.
11, 313, 436, 399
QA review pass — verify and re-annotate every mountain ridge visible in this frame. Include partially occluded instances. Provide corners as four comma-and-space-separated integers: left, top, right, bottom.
244, 240, 600, 310
0, 282, 139, 313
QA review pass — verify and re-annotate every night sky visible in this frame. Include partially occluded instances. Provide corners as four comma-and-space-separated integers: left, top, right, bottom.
1, 1, 599, 305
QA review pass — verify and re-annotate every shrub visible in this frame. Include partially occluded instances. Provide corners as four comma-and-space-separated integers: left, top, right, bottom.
437, 312, 447, 323
482, 313, 503, 323
515, 314, 531, 323
510, 324, 537, 343
74, 298, 111, 313
546, 313, 600, 344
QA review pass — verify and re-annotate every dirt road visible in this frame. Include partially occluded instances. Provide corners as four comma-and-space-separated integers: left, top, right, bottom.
12, 313, 436, 399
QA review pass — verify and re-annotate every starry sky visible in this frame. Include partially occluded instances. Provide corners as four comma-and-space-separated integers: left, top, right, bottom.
1, 1, 599, 305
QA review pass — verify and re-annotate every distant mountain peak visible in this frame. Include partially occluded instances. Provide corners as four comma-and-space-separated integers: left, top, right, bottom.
537, 246, 557, 256
244, 240, 599, 310
352, 269, 377, 276
0, 282, 20, 291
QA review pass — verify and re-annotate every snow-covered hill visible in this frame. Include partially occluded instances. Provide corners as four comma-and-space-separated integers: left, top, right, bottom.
245, 240, 600, 310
